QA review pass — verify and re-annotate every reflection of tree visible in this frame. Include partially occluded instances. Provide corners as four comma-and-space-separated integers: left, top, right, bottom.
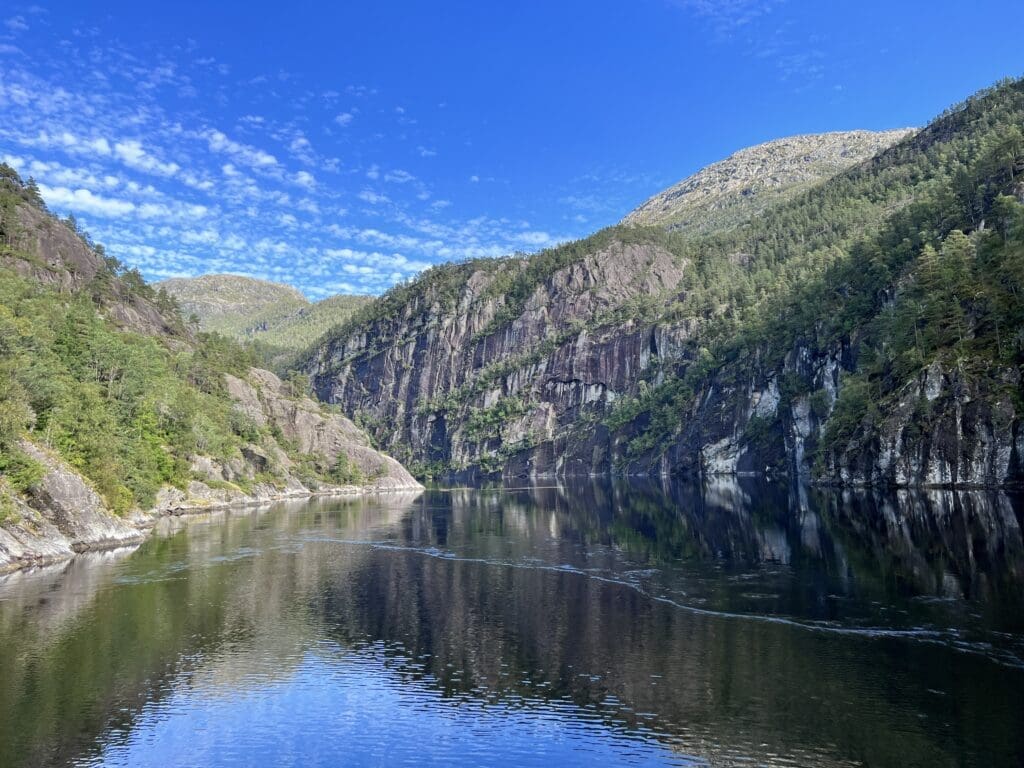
311, 529, 1023, 767
0, 485, 1022, 767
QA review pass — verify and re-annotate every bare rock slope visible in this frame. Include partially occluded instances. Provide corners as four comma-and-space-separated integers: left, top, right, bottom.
623, 129, 915, 231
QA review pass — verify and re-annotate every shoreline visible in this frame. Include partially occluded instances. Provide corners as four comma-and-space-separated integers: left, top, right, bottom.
0, 482, 424, 577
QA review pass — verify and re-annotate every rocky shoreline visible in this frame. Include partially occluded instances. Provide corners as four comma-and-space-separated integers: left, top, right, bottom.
0, 438, 422, 576
0, 474, 423, 576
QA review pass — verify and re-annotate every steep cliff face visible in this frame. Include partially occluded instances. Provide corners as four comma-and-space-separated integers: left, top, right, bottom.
308, 240, 690, 476
1, 203, 182, 338
308, 79, 1024, 489
826, 362, 1023, 487
610, 339, 1023, 489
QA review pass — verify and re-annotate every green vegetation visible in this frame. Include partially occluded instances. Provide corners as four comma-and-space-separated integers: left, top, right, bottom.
0, 166, 337, 513
159, 274, 372, 370
603, 78, 1024, 460
326, 452, 365, 485
0, 264, 270, 512
464, 395, 528, 440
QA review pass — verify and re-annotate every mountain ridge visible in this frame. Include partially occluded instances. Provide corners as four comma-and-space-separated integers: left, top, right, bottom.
623, 128, 916, 232
158, 273, 372, 366
303, 79, 1024, 488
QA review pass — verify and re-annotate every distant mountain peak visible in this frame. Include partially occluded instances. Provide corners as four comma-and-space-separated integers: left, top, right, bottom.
623, 129, 916, 231
157, 273, 308, 319
158, 273, 371, 363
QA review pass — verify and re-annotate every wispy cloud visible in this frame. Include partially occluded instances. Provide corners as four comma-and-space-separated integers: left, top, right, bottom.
669, 0, 830, 89
671, 0, 783, 35
0, 12, 592, 297
5, 15, 29, 33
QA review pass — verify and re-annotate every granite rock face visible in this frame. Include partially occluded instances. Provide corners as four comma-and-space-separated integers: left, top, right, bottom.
225, 368, 420, 490
309, 242, 1021, 489
623, 129, 915, 232
307, 240, 691, 478
0, 204, 180, 337
0, 442, 143, 573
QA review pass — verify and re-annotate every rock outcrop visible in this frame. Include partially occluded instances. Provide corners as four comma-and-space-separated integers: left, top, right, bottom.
307, 82, 1024, 489
0, 442, 144, 573
623, 129, 915, 232
224, 367, 419, 490
308, 240, 690, 478
0, 367, 421, 574
0, 204, 181, 337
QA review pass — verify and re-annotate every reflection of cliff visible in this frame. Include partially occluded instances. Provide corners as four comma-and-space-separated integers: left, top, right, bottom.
0, 547, 139, 641
439, 479, 1024, 627
819, 487, 1024, 613
312, 534, 1022, 767
1, 484, 1022, 767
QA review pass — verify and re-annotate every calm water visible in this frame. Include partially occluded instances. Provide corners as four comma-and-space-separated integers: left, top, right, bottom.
1, 480, 1023, 767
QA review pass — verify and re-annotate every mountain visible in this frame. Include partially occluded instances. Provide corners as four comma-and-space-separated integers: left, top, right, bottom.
304, 78, 1024, 487
623, 129, 915, 232
158, 274, 371, 364
157, 274, 308, 331
0, 170, 419, 573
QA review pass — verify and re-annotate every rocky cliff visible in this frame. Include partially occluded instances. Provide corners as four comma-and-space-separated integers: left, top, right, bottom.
1, 202, 182, 338
307, 237, 691, 477
307, 79, 1024, 489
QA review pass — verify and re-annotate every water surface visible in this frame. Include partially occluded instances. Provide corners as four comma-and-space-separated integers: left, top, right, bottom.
1, 479, 1022, 767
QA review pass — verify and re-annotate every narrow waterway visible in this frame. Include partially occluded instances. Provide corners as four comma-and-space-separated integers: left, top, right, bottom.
1, 479, 1022, 767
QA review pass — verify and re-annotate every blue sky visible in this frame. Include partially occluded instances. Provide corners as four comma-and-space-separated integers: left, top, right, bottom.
1, 1, 1022, 297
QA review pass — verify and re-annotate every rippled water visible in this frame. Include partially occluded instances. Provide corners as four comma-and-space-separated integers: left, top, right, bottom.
1, 479, 1023, 767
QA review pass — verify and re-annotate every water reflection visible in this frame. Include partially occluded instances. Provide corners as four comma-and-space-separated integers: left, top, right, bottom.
0, 480, 1022, 767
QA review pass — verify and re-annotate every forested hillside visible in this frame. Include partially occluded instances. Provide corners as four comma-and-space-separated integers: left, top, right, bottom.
305, 78, 1024, 487
159, 274, 371, 368
0, 168, 417, 566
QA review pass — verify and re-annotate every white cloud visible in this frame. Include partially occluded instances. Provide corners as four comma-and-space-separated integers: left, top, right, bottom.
0, 27, 590, 297
357, 189, 390, 205
202, 128, 279, 169
89, 137, 112, 155
384, 169, 416, 184
517, 231, 554, 246
671, 0, 781, 34
114, 139, 180, 176
39, 184, 135, 217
